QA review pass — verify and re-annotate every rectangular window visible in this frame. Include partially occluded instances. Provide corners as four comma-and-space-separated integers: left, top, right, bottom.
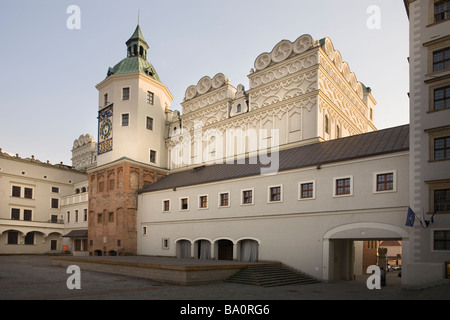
433, 47, 450, 72
435, 189, 450, 212
434, 0, 450, 22
51, 198, 59, 209
122, 114, 129, 126
24, 209, 32, 221
180, 198, 189, 210
67, 211, 70, 223
12, 186, 21, 197
242, 189, 253, 205
335, 177, 352, 196
52, 187, 59, 193
109, 212, 114, 222
24, 187, 33, 199
219, 192, 229, 207
50, 239, 57, 250
75, 210, 79, 222
434, 230, 450, 250
300, 182, 314, 199
84, 209, 88, 222
142, 226, 147, 235
97, 213, 103, 223
11, 208, 20, 220
122, 87, 130, 100
376, 173, 394, 191
147, 91, 154, 105
434, 85, 450, 111
199, 195, 208, 209
434, 136, 450, 160
163, 200, 170, 212
162, 238, 170, 250
146, 116, 153, 130
150, 150, 157, 163
104, 93, 108, 106
269, 186, 282, 202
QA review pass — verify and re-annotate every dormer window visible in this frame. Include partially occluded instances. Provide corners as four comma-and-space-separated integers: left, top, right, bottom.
237, 104, 242, 113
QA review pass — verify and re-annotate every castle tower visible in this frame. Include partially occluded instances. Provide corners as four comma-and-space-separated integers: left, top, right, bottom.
87, 25, 172, 256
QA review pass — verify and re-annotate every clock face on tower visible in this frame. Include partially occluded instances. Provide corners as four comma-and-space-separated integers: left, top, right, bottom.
98, 104, 113, 155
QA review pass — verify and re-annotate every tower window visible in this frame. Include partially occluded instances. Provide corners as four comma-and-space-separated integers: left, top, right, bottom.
146, 117, 153, 130
150, 150, 157, 163
122, 87, 130, 100
147, 91, 154, 105
122, 114, 129, 126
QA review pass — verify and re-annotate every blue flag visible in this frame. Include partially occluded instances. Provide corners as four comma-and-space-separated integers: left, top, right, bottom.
406, 207, 415, 227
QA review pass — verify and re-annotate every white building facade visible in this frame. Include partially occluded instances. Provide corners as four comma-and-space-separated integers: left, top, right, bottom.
0, 150, 87, 254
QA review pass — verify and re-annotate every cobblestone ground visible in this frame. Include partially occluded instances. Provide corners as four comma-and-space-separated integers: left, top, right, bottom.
1, 255, 449, 302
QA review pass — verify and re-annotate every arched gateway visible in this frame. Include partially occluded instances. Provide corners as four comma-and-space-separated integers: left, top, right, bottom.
322, 222, 410, 282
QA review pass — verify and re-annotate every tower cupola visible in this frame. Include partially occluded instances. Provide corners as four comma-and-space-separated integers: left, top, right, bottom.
126, 25, 148, 59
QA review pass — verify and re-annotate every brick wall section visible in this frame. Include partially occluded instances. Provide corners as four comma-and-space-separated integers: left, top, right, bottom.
88, 160, 166, 256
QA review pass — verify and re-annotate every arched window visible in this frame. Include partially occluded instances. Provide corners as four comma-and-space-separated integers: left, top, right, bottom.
325, 115, 330, 134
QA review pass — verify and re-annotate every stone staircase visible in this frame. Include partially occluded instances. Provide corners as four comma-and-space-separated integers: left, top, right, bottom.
225, 263, 320, 287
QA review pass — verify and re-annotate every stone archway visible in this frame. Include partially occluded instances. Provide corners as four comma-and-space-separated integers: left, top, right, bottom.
176, 239, 192, 259
322, 222, 409, 282
217, 239, 233, 261
238, 239, 259, 262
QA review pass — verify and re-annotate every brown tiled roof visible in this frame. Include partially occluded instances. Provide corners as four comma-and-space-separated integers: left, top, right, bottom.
139, 124, 409, 193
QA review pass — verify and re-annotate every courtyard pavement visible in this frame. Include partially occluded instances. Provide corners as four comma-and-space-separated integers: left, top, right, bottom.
1, 255, 449, 304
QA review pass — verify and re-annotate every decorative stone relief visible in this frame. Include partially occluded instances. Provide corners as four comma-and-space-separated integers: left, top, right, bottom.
320, 37, 365, 101
249, 71, 317, 110
184, 73, 230, 101
254, 35, 315, 72
250, 53, 318, 89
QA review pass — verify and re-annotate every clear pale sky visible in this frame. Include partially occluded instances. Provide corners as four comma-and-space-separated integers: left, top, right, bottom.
0, 0, 410, 165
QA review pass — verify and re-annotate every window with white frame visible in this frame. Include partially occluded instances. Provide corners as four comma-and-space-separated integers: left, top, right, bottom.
162, 238, 170, 250
268, 185, 282, 203
241, 189, 254, 205
199, 195, 208, 209
180, 197, 189, 211
333, 176, 353, 197
299, 181, 315, 200
373, 170, 397, 193
219, 192, 230, 207
162, 199, 170, 212
11, 185, 34, 199
122, 87, 130, 100
122, 113, 129, 126
147, 91, 154, 105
